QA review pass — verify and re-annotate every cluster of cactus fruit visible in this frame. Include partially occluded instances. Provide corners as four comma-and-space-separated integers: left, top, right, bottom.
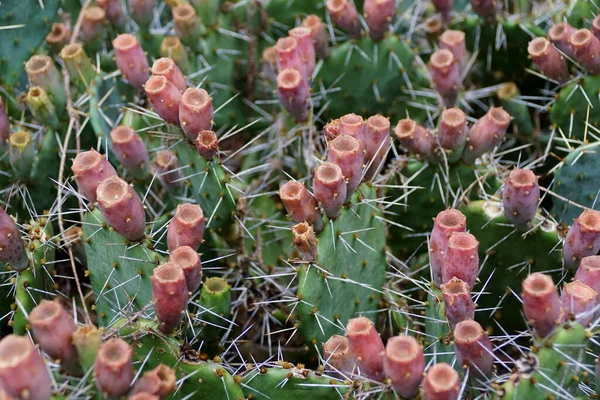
4, 0, 600, 398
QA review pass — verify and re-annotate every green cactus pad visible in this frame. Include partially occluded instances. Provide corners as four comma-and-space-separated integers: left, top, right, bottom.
550, 76, 600, 142
424, 286, 455, 366
83, 209, 164, 327
179, 360, 246, 399
89, 74, 123, 143
552, 142, 600, 224
296, 183, 386, 345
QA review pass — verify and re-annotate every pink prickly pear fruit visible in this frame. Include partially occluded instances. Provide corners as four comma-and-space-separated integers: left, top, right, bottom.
0, 207, 27, 270
275, 37, 305, 78
95, 338, 134, 396
365, 115, 391, 177
279, 181, 320, 226
169, 245, 202, 293
548, 23, 575, 58
563, 209, 600, 269
423, 363, 460, 400
72, 149, 118, 203
383, 335, 425, 398
97, 0, 125, 27
502, 168, 539, 231
441, 277, 475, 328
363, 0, 396, 41
276, 68, 310, 122
439, 30, 467, 70
522, 273, 560, 337
130, 394, 159, 400
574, 256, 600, 293
429, 49, 460, 108
527, 38, 569, 83
438, 107, 467, 158
432, 0, 453, 15
569, 29, 600, 74
314, 162, 347, 219
394, 118, 438, 163
346, 317, 385, 381
326, 0, 361, 37
339, 113, 366, 152
430, 208, 467, 286
195, 130, 219, 161
463, 107, 511, 163
129, 0, 156, 26
470, 0, 497, 19
167, 203, 205, 252
80, 6, 105, 42
442, 232, 479, 290
151, 58, 187, 92
144, 75, 182, 125
323, 335, 355, 374
0, 97, 9, 146
323, 119, 341, 141
327, 134, 364, 202
28, 300, 78, 369
110, 126, 150, 176
151, 262, 189, 333
593, 15, 600, 41
155, 150, 183, 191
289, 27, 316, 80
0, 335, 52, 400
113, 34, 149, 88
453, 320, 493, 377
302, 15, 329, 59
560, 281, 598, 327
292, 222, 318, 261
131, 364, 176, 399
179, 88, 214, 140
96, 176, 146, 241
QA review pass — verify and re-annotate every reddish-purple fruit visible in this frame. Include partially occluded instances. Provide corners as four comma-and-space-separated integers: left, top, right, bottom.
72, 149, 118, 203
113, 34, 149, 87
363, 0, 396, 41
569, 29, 600, 74
326, 0, 361, 37
430, 208, 467, 286
593, 15, 600, 41
522, 273, 560, 337
394, 118, 437, 163
276, 68, 310, 122
131, 364, 176, 399
548, 23, 575, 58
346, 317, 385, 381
292, 222, 318, 261
80, 6, 106, 42
453, 320, 493, 377
289, 27, 316, 80
129, 0, 156, 26
96, 176, 146, 241
442, 232, 479, 290
502, 168, 539, 231
0, 207, 27, 270
563, 209, 600, 269
144, 75, 182, 125
275, 37, 305, 77
432, 0, 453, 15
463, 107, 511, 163
167, 203, 205, 252
110, 126, 150, 177
439, 30, 467, 70
279, 181, 320, 226
438, 108, 467, 156
151, 58, 187, 92
470, 0, 497, 19
0, 98, 9, 146
28, 300, 78, 369
560, 281, 598, 327
169, 245, 202, 293
156, 150, 183, 191
302, 15, 330, 59
195, 130, 219, 161
179, 88, 214, 140
429, 49, 460, 108
327, 134, 364, 202
46, 23, 70, 52
339, 113, 366, 151
323, 335, 355, 374
130, 394, 160, 400
365, 115, 391, 177
95, 338, 134, 396
0, 335, 52, 400
151, 262, 189, 333
441, 277, 475, 328
323, 119, 341, 141
527, 38, 569, 83
383, 336, 424, 398
423, 363, 460, 400
313, 162, 347, 219
574, 256, 600, 293
97, 0, 125, 27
